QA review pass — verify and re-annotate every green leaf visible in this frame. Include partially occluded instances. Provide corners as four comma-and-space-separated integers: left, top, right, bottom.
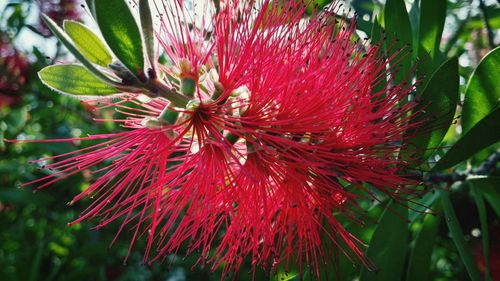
417, 0, 446, 90
39, 64, 121, 97
470, 183, 492, 281
462, 46, 500, 133
408, 0, 419, 52
139, 0, 156, 73
40, 14, 120, 86
439, 189, 482, 281
410, 58, 459, 160
360, 201, 408, 281
331, 202, 386, 281
306, 0, 335, 14
406, 202, 441, 281
85, 0, 96, 18
433, 107, 500, 170
409, 191, 440, 223
384, 0, 413, 84
469, 177, 500, 218
273, 270, 298, 281
63, 21, 112, 67
418, 0, 446, 61
370, 17, 386, 95
371, 16, 383, 49
95, 0, 145, 76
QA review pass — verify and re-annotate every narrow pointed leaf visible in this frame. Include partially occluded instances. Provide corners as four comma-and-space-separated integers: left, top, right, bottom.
417, 0, 446, 89
85, 0, 96, 18
370, 17, 386, 90
409, 191, 440, 223
139, 0, 156, 73
439, 189, 482, 281
469, 177, 500, 218
471, 183, 492, 281
360, 201, 408, 281
418, 0, 446, 60
40, 14, 120, 86
410, 58, 459, 160
384, 0, 413, 84
433, 107, 500, 170
95, 0, 145, 76
63, 20, 112, 67
39, 64, 120, 97
406, 202, 441, 281
462, 46, 500, 133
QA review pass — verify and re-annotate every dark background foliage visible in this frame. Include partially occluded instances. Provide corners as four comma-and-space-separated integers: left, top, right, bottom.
0, 0, 499, 280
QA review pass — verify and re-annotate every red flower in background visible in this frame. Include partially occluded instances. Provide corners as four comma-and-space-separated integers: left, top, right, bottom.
26, 0, 425, 278
0, 35, 29, 108
37, 0, 81, 36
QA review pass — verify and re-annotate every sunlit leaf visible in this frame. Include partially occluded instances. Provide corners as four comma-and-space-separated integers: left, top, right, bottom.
95, 0, 145, 76
417, 0, 446, 90
433, 107, 500, 170
384, 0, 413, 84
40, 14, 120, 86
39, 64, 121, 97
410, 58, 459, 160
419, 0, 446, 60
462, 46, 500, 133
63, 20, 112, 67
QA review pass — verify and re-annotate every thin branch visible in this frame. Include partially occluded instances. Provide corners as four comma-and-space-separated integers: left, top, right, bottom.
424, 150, 500, 184
478, 0, 496, 49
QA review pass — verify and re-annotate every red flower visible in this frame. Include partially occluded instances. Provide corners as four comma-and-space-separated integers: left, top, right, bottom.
26, 1, 424, 278
0, 35, 29, 108
37, 0, 81, 37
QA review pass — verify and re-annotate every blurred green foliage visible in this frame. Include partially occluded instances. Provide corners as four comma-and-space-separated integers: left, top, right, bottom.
1, 0, 499, 280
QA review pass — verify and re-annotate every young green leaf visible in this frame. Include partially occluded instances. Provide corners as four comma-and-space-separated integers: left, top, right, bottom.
410, 58, 459, 160
462, 46, 500, 133
95, 0, 145, 76
439, 189, 482, 281
40, 14, 120, 86
384, 0, 413, 84
63, 21, 112, 67
433, 107, 500, 170
359, 201, 408, 281
39, 64, 121, 98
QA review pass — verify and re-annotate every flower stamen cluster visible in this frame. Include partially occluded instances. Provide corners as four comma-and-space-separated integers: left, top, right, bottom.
25, 0, 425, 279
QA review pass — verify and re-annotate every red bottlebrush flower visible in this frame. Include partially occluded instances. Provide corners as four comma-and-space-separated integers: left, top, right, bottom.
475, 224, 500, 280
26, 0, 425, 279
0, 35, 30, 108
37, 0, 81, 37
